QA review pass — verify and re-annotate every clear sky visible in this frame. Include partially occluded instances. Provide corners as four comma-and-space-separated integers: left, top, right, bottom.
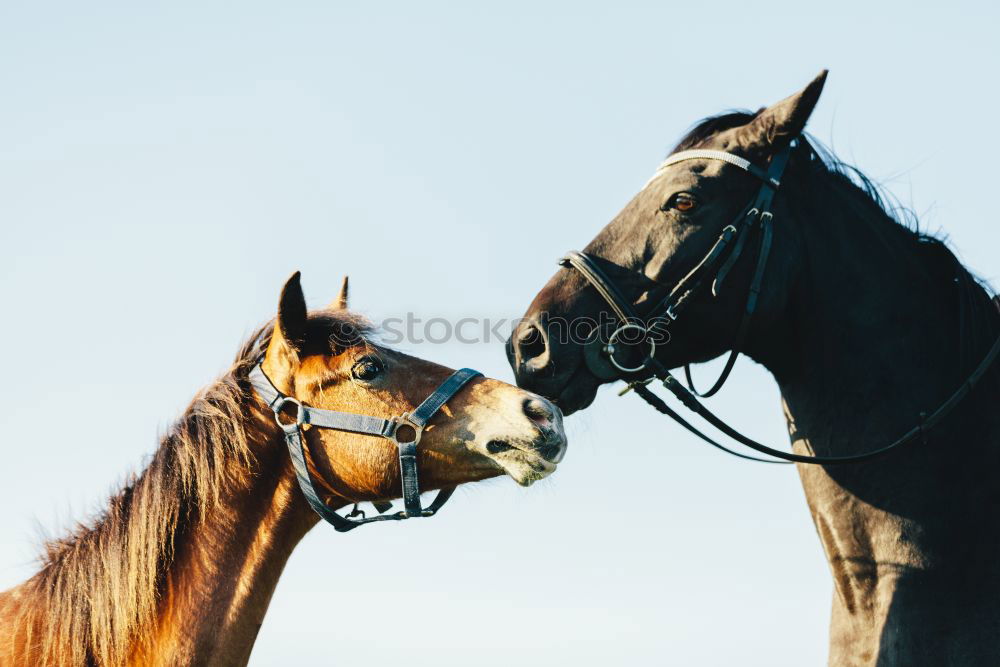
1, 2, 996, 665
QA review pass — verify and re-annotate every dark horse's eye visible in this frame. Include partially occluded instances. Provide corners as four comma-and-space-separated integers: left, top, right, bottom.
662, 193, 698, 213
351, 356, 384, 382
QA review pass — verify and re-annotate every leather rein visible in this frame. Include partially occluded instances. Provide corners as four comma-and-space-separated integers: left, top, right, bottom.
249, 361, 481, 531
559, 140, 1000, 465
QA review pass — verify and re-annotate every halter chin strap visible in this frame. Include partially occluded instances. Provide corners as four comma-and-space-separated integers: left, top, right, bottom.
249, 361, 482, 532
560, 140, 1000, 465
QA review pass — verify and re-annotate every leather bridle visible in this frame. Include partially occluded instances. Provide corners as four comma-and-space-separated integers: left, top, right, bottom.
558, 140, 1000, 465
249, 360, 481, 531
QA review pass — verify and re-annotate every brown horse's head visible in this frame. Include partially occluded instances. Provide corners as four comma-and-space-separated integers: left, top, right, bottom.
262, 273, 566, 504
507, 72, 828, 413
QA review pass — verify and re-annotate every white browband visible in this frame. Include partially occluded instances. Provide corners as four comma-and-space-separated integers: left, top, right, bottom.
644, 148, 779, 190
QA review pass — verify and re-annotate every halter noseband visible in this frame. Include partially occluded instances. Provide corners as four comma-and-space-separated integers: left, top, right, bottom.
558, 141, 1000, 465
249, 361, 481, 532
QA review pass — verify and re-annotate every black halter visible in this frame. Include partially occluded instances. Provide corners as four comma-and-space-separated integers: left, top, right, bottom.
249, 361, 481, 531
559, 141, 1000, 465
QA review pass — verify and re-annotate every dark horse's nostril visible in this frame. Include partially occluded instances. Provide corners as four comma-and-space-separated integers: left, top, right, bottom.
522, 397, 554, 428
516, 323, 547, 365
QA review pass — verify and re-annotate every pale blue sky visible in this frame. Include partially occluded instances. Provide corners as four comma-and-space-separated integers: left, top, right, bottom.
1, 2, 997, 665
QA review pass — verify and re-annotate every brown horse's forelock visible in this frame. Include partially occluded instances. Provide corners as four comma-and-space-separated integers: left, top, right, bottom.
14, 310, 373, 666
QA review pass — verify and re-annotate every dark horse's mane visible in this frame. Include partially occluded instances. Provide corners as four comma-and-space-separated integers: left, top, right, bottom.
15, 311, 373, 666
674, 111, 999, 374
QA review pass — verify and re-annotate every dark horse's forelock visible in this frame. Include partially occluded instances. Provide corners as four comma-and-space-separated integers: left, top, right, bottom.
15, 309, 374, 666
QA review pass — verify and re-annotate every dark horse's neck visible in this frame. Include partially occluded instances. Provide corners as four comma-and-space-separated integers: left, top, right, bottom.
743, 156, 1000, 665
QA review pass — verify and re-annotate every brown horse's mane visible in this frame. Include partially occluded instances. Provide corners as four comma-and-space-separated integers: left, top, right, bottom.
14, 310, 373, 666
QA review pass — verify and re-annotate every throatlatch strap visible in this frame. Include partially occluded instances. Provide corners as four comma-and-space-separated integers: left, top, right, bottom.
683, 142, 792, 398
283, 425, 363, 531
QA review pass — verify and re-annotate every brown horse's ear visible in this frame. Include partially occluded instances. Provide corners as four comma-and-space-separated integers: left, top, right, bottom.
276, 271, 308, 351
737, 70, 827, 154
329, 275, 349, 310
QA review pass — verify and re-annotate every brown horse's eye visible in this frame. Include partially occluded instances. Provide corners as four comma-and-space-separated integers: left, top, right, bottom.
663, 193, 698, 213
351, 357, 384, 382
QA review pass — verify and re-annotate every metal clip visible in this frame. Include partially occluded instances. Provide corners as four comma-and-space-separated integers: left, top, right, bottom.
271, 396, 305, 434
388, 413, 424, 447
618, 378, 653, 396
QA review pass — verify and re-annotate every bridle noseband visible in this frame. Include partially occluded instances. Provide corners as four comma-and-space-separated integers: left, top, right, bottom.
249, 361, 481, 532
558, 140, 1000, 465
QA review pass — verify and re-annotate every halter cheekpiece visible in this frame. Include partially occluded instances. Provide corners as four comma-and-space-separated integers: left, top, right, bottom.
249, 361, 481, 532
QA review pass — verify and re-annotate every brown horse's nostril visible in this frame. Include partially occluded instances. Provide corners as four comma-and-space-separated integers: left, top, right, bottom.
522, 397, 554, 428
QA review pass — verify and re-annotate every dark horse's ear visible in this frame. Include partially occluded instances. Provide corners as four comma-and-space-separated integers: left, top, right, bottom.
737, 70, 827, 154
277, 271, 309, 351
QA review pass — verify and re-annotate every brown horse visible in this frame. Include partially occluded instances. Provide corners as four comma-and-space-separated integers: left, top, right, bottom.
0, 272, 566, 666
508, 72, 1000, 665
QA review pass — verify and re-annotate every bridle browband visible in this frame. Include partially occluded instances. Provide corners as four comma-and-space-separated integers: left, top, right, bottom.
559, 140, 1000, 465
249, 360, 481, 531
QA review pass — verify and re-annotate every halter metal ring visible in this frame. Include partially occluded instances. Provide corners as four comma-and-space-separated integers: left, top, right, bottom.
272, 396, 306, 433
388, 413, 424, 446
604, 323, 656, 373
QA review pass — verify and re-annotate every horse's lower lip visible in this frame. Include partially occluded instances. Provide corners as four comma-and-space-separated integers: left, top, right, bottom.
494, 453, 558, 487
553, 377, 600, 415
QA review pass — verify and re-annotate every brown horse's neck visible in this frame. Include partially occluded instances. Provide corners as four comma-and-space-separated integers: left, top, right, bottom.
133, 424, 318, 666
0, 386, 321, 667
746, 202, 1000, 664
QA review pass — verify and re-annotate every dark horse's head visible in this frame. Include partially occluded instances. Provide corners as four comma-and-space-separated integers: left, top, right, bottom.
507, 72, 830, 413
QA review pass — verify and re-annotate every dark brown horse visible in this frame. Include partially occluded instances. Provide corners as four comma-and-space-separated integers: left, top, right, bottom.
0, 272, 566, 666
508, 72, 1000, 665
